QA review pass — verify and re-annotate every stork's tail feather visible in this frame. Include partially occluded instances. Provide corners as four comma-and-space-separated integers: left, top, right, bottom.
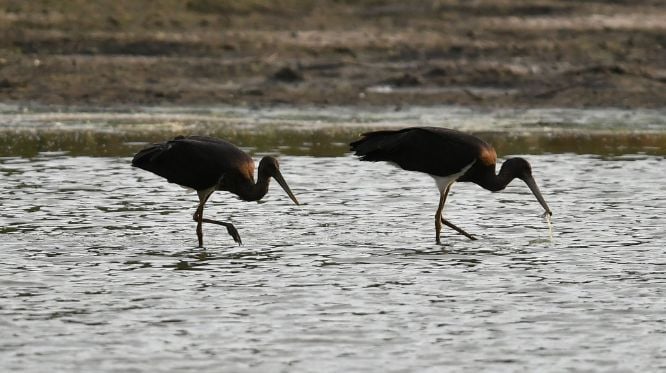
350, 130, 402, 162
131, 144, 166, 169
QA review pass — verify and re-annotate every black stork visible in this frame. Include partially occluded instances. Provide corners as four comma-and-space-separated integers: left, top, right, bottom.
132, 136, 299, 247
350, 127, 552, 243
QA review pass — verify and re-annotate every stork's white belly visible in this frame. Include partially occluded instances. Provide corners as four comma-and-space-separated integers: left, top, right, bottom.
431, 161, 475, 194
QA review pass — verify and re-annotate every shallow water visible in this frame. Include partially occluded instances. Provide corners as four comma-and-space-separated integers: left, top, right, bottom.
1, 106, 665, 372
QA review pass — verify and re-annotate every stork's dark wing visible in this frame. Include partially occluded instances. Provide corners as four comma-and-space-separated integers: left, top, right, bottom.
132, 136, 253, 190
350, 127, 488, 177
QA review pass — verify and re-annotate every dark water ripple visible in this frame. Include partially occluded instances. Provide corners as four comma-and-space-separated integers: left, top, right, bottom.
1, 154, 665, 372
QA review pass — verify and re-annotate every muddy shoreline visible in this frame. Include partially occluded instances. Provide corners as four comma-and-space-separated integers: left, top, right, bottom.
1, 1, 664, 109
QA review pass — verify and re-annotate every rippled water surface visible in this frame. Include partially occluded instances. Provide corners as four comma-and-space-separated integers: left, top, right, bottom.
1, 106, 665, 372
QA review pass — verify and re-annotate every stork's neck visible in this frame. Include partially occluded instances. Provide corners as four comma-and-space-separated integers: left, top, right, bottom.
232, 170, 271, 202
476, 164, 517, 192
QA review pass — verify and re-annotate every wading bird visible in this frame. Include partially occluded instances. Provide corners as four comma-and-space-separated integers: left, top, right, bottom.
132, 136, 299, 247
350, 127, 552, 243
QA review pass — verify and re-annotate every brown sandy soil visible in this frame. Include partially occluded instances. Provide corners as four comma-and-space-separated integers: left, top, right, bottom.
0, 0, 664, 109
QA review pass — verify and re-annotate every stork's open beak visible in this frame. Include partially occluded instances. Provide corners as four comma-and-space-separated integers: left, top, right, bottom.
273, 171, 300, 205
523, 175, 552, 216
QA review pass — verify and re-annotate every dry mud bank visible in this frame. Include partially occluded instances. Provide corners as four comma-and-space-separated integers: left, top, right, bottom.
1, 0, 664, 108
